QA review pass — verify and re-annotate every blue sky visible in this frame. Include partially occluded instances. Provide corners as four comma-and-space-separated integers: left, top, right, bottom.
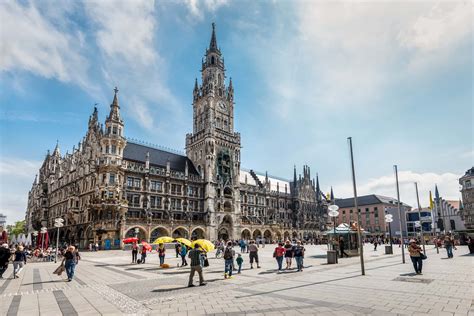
0, 0, 472, 224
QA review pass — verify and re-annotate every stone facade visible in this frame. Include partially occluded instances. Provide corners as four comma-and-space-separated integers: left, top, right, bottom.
25, 24, 328, 248
459, 167, 474, 230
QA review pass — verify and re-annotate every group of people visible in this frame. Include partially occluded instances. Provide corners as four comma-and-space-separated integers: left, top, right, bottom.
273, 240, 306, 272
0, 244, 27, 279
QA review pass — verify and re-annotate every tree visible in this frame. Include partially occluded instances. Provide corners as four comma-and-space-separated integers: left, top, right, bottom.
7, 220, 25, 236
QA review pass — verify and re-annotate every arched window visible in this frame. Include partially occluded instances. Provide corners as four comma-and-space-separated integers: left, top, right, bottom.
211, 56, 215, 64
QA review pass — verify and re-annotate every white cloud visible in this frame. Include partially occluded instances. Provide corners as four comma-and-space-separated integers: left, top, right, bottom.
0, 1, 91, 90
183, 0, 229, 20
85, 0, 182, 133
332, 170, 462, 209
246, 1, 471, 119
85, 1, 157, 64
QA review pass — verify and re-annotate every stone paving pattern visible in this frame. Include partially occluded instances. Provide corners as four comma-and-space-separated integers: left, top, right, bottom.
0, 244, 472, 315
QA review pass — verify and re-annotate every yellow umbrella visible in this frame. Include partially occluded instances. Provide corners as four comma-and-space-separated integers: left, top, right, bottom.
152, 236, 174, 244
191, 239, 215, 252
174, 238, 192, 247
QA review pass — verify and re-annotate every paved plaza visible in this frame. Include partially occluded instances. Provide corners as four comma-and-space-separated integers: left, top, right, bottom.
0, 244, 472, 316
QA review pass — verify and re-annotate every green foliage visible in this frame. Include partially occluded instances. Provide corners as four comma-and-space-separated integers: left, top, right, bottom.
7, 220, 25, 236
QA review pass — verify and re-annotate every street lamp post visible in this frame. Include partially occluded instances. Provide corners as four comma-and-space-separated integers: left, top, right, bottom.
414, 182, 426, 253
394, 165, 406, 264
54, 218, 64, 263
348, 137, 365, 275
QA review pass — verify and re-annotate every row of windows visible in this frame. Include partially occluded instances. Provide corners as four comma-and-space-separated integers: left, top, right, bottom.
106, 125, 122, 136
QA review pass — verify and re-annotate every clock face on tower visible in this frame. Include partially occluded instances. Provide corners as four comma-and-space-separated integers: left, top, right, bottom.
217, 100, 227, 111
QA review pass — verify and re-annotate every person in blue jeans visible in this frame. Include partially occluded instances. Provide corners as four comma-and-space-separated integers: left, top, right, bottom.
293, 241, 305, 272
223, 242, 235, 279
274, 243, 285, 272
444, 234, 455, 259
62, 246, 79, 282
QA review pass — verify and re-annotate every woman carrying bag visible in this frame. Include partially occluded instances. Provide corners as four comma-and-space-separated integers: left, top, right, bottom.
408, 239, 425, 275
62, 246, 78, 282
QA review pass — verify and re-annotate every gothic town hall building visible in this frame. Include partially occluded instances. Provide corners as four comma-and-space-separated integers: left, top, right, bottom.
26, 24, 328, 249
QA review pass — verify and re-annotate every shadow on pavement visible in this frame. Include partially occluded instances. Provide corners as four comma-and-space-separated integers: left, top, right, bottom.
399, 272, 417, 277
21, 280, 65, 286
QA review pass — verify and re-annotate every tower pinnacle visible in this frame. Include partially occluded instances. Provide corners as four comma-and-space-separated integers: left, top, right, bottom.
209, 22, 218, 52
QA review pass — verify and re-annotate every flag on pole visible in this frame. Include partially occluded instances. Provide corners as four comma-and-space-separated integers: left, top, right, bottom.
429, 191, 434, 210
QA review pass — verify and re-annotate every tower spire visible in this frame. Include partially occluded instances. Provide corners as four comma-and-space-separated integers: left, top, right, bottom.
209, 22, 218, 52
316, 173, 321, 202
107, 87, 122, 123
330, 186, 334, 201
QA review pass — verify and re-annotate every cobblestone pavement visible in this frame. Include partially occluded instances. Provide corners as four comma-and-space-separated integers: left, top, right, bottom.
0, 244, 472, 315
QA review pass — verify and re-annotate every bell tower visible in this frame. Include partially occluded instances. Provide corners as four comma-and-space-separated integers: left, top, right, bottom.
186, 23, 241, 241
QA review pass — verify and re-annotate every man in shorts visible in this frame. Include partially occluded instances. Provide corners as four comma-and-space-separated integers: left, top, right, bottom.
248, 240, 260, 269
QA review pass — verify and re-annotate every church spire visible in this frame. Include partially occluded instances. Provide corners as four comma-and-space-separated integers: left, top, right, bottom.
330, 186, 334, 201
52, 140, 60, 157
316, 173, 321, 202
106, 87, 122, 123
209, 22, 218, 52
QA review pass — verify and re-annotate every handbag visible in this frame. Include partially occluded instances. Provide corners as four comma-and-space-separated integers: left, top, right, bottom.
203, 258, 209, 267
420, 253, 427, 260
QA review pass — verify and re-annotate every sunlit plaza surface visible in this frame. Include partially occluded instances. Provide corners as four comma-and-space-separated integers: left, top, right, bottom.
0, 244, 472, 315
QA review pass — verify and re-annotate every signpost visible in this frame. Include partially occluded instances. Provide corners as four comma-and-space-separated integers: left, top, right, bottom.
54, 218, 64, 263
385, 213, 394, 254
328, 205, 340, 264
40, 227, 48, 250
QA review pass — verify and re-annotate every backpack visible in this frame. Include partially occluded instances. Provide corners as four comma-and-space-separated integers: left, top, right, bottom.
223, 247, 233, 260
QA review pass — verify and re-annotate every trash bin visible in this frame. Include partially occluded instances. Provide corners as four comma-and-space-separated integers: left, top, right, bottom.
385, 245, 393, 254
327, 250, 338, 264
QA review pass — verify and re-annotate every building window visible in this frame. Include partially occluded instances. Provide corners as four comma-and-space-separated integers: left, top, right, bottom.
111, 145, 117, 154
150, 196, 162, 209
112, 126, 117, 135
170, 198, 182, 210
105, 146, 110, 154
150, 180, 162, 192
109, 173, 116, 185
171, 184, 182, 195
127, 194, 140, 207
107, 127, 111, 135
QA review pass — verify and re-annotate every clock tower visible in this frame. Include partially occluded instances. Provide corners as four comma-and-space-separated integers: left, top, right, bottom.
186, 23, 241, 240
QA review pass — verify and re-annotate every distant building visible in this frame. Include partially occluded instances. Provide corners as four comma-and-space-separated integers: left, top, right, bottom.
334, 195, 411, 237
459, 167, 474, 230
0, 213, 6, 228
406, 208, 432, 237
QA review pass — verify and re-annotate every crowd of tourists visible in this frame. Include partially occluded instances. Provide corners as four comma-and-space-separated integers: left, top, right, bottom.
0, 243, 81, 281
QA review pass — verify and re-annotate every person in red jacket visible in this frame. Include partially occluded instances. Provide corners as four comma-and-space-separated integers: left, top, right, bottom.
274, 242, 286, 272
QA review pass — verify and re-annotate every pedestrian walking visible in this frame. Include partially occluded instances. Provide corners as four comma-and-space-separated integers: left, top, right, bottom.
62, 245, 78, 281
175, 243, 180, 258
131, 242, 138, 263
408, 239, 424, 275
187, 244, 206, 287
373, 239, 378, 251
274, 242, 285, 272
0, 244, 11, 279
293, 241, 305, 272
339, 237, 349, 258
248, 240, 260, 269
158, 243, 165, 266
239, 239, 246, 253
180, 244, 188, 266
12, 245, 27, 279
224, 241, 235, 279
444, 234, 455, 259
284, 240, 294, 269
140, 245, 147, 264
236, 253, 243, 273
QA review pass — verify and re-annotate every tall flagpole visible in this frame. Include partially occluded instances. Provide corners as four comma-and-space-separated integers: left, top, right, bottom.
348, 137, 365, 275
394, 165, 405, 264
414, 182, 426, 253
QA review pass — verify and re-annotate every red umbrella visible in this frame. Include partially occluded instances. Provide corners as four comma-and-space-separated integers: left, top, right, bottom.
141, 241, 152, 251
123, 237, 138, 244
